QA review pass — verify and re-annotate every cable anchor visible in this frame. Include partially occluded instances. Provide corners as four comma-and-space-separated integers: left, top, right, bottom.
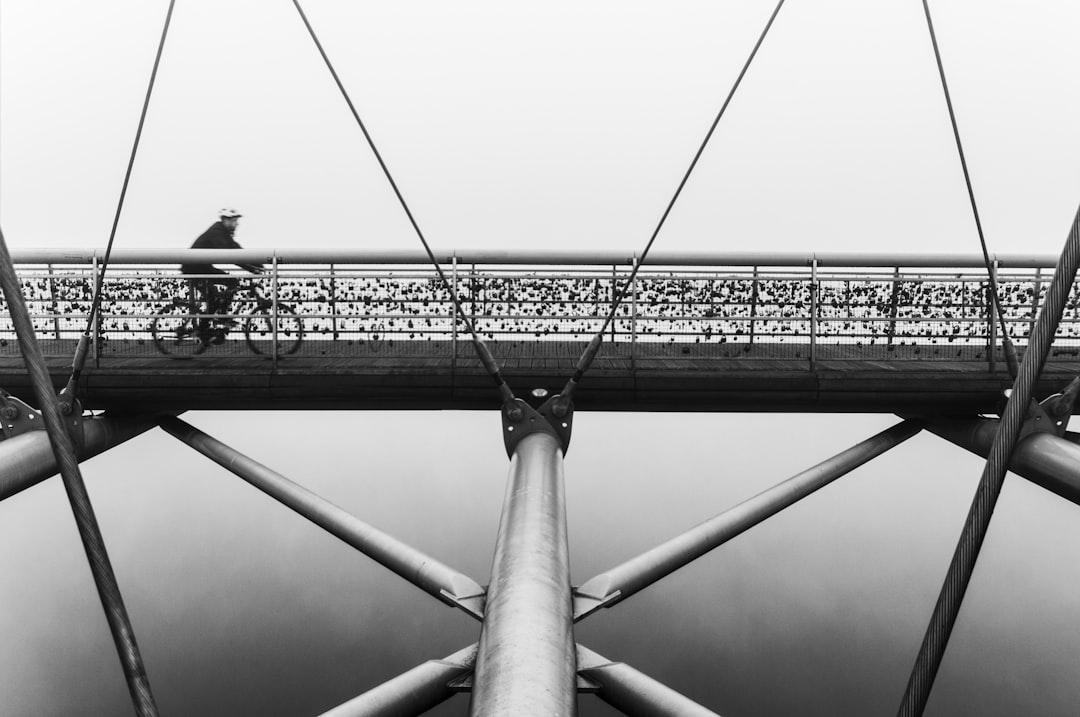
0, 387, 84, 448
1014, 375, 1080, 439
500, 389, 574, 458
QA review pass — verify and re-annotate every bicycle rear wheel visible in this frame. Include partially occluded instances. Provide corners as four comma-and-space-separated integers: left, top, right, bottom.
152, 302, 207, 358
244, 303, 303, 356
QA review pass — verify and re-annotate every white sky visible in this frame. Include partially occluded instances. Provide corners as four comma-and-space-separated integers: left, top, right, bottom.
2, 1, 1079, 256
2, 3, 1080, 716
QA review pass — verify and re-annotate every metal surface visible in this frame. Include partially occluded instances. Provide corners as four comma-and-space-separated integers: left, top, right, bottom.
921, 417, 1080, 506
501, 395, 573, 458
576, 644, 721, 717
574, 420, 923, 619
6, 246, 1068, 268
0, 413, 163, 502
159, 416, 486, 618
471, 432, 576, 716
319, 643, 477, 717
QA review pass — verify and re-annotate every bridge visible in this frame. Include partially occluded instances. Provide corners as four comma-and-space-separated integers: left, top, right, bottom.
5, 245, 1080, 716
3, 0, 1080, 715
2, 248, 1078, 413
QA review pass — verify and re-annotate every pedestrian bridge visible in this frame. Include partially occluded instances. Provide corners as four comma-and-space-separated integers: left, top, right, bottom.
2, 248, 1077, 412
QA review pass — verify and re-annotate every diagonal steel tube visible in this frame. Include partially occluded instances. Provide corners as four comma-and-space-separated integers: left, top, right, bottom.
159, 416, 485, 617
0, 229, 159, 714
574, 420, 922, 619
318, 643, 476, 717
920, 417, 1080, 506
470, 432, 577, 716
577, 644, 721, 717
0, 413, 163, 502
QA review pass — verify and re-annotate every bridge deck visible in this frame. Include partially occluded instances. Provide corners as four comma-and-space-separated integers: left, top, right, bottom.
4, 250, 1079, 412
2, 339, 1073, 412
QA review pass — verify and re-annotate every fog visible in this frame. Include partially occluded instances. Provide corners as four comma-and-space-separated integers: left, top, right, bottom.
2, 1, 1080, 714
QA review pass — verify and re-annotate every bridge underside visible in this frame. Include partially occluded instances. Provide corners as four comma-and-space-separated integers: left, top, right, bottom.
2, 342, 1073, 413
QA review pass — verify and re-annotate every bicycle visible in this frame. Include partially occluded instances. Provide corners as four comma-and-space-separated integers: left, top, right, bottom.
151, 277, 304, 358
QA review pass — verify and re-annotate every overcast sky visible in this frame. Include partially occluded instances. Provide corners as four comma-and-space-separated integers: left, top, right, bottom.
2, 1, 1080, 716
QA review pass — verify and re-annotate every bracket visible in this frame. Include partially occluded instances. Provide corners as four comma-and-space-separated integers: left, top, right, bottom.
1017, 375, 1080, 440
438, 588, 486, 622
572, 587, 622, 622
500, 391, 574, 458
448, 673, 602, 694
0, 389, 84, 449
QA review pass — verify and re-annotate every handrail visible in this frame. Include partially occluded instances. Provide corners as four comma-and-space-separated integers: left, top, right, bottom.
5, 248, 1066, 269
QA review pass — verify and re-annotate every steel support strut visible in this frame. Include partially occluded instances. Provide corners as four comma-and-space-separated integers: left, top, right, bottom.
159, 416, 486, 617
0, 228, 159, 715
577, 644, 721, 716
574, 420, 922, 619
470, 431, 577, 716
920, 417, 1080, 506
319, 643, 477, 717
0, 413, 164, 502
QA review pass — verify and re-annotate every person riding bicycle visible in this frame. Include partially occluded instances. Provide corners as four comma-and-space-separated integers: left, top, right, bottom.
180, 208, 264, 344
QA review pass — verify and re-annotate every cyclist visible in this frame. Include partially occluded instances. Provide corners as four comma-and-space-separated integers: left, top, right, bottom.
180, 208, 264, 344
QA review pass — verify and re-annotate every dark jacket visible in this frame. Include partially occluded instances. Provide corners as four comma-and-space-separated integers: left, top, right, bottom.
181, 222, 253, 275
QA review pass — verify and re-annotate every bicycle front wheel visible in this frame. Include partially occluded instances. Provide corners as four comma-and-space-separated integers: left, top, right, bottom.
244, 304, 303, 356
151, 302, 206, 358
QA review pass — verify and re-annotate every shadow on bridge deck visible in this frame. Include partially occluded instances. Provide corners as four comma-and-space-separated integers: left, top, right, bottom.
3, 338, 1077, 413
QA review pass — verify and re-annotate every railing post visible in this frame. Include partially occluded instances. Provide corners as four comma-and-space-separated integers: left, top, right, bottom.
271, 254, 279, 369
987, 260, 998, 371
329, 262, 339, 341
610, 263, 617, 343
630, 254, 638, 366
451, 254, 458, 369
749, 265, 759, 348
809, 258, 818, 367
92, 255, 101, 366
47, 263, 60, 340
886, 266, 901, 349
1029, 267, 1042, 341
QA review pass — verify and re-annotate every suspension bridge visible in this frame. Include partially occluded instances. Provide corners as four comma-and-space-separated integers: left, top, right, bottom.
2, 1, 1080, 716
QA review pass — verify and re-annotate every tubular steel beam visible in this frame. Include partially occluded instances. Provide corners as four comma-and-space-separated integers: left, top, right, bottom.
576, 644, 721, 717
920, 417, 1080, 506
6, 247, 1066, 269
470, 432, 576, 716
0, 229, 159, 714
319, 643, 476, 717
574, 420, 923, 619
0, 413, 163, 502
158, 416, 486, 618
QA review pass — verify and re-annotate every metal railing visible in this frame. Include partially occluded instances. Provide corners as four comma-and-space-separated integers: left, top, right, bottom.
1, 249, 1078, 367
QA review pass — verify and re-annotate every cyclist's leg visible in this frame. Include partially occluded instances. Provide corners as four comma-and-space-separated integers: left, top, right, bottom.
193, 278, 215, 339
215, 276, 239, 325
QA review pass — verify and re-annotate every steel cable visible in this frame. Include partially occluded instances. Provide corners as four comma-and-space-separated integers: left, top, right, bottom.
562, 0, 787, 398
291, 0, 512, 399
921, 0, 1018, 377
897, 203, 1080, 716
0, 228, 159, 716
64, 0, 176, 399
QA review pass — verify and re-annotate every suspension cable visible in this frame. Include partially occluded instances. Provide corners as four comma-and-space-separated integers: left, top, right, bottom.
921, 0, 1018, 377
897, 202, 1080, 716
291, 0, 513, 401
0, 227, 160, 715
63, 0, 177, 403
561, 0, 787, 399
